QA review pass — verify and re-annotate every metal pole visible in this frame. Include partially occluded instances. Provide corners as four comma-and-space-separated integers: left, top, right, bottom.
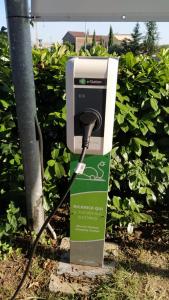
5, 0, 44, 232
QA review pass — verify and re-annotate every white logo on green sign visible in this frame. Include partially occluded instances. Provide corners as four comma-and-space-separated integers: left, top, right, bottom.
77, 161, 106, 182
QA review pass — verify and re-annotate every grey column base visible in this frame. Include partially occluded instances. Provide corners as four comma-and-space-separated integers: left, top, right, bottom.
70, 240, 104, 267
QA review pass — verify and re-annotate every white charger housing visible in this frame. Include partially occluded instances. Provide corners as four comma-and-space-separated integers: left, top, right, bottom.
66, 57, 118, 155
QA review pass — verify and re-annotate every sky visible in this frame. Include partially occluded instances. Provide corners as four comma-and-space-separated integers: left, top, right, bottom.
1, 1, 169, 45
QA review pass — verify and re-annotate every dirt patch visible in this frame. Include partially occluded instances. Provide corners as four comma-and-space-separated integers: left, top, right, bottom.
0, 214, 169, 300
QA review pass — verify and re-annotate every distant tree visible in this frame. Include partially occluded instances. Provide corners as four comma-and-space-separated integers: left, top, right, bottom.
100, 36, 104, 46
143, 21, 159, 54
108, 25, 114, 49
129, 22, 143, 54
158, 44, 169, 50
84, 29, 89, 50
108, 43, 124, 55
120, 38, 132, 54
0, 26, 8, 56
1, 26, 7, 33
92, 30, 96, 47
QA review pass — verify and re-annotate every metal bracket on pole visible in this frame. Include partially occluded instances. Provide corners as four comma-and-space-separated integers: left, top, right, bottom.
5, 0, 44, 232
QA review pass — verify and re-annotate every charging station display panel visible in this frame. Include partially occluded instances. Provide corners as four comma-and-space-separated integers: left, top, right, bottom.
74, 88, 106, 137
32, 0, 169, 21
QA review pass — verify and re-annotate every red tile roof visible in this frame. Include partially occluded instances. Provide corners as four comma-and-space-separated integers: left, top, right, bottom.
67, 31, 86, 37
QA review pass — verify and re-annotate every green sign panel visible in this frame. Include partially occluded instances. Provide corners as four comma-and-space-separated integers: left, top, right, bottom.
71, 191, 107, 241
70, 153, 110, 266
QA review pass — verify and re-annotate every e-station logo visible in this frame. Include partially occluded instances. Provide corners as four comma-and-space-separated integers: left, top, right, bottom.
75, 78, 107, 86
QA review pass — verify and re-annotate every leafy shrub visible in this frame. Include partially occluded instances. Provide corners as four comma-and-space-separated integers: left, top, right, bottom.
1, 33, 169, 233
108, 50, 169, 228
107, 196, 153, 229
32, 44, 73, 209
0, 202, 26, 259
0, 27, 24, 200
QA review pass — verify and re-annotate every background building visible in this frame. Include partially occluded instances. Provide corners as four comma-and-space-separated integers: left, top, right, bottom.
63, 31, 132, 51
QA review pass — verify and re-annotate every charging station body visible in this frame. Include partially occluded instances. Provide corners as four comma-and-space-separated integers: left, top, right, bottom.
67, 57, 119, 267
66, 57, 118, 155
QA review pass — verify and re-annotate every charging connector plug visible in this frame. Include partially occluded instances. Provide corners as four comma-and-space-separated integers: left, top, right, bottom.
79, 111, 97, 149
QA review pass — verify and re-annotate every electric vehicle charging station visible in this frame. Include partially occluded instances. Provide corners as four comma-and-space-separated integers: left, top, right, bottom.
66, 57, 119, 266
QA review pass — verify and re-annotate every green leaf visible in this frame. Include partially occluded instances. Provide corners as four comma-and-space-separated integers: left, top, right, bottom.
116, 101, 128, 113
41, 51, 47, 61
14, 154, 20, 164
121, 124, 129, 133
120, 147, 128, 161
111, 212, 124, 219
54, 162, 65, 178
0, 99, 9, 108
146, 189, 157, 203
43, 196, 50, 211
129, 176, 137, 190
116, 113, 124, 124
47, 160, 55, 167
139, 122, 148, 136
44, 167, 52, 180
113, 196, 121, 209
157, 184, 165, 194
9, 159, 14, 165
5, 223, 11, 233
51, 149, 59, 160
18, 217, 26, 226
164, 123, 169, 135
148, 90, 161, 99
114, 180, 120, 189
125, 52, 136, 68
63, 149, 70, 163
129, 198, 139, 212
0, 124, 6, 132
150, 98, 158, 111
132, 141, 142, 157
139, 187, 147, 194
140, 213, 153, 223
144, 120, 156, 133
111, 146, 119, 157
47, 85, 54, 90
133, 137, 149, 147
116, 92, 128, 102
162, 106, 169, 114
132, 212, 144, 224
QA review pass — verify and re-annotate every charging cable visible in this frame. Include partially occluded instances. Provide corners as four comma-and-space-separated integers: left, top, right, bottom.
10, 113, 97, 300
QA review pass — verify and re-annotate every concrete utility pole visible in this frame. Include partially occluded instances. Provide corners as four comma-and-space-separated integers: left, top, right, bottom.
5, 0, 44, 232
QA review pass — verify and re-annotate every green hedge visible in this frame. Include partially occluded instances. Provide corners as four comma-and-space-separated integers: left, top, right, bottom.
109, 50, 169, 227
1, 31, 169, 230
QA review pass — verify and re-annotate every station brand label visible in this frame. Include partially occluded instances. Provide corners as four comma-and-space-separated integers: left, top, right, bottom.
74, 78, 107, 86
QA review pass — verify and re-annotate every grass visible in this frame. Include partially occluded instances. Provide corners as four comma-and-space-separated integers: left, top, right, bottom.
0, 226, 169, 300
91, 266, 166, 300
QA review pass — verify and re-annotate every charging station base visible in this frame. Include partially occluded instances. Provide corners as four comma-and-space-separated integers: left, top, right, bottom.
49, 153, 114, 295
49, 237, 118, 296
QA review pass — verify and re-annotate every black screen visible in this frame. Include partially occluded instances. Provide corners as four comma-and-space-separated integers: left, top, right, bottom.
74, 88, 106, 137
